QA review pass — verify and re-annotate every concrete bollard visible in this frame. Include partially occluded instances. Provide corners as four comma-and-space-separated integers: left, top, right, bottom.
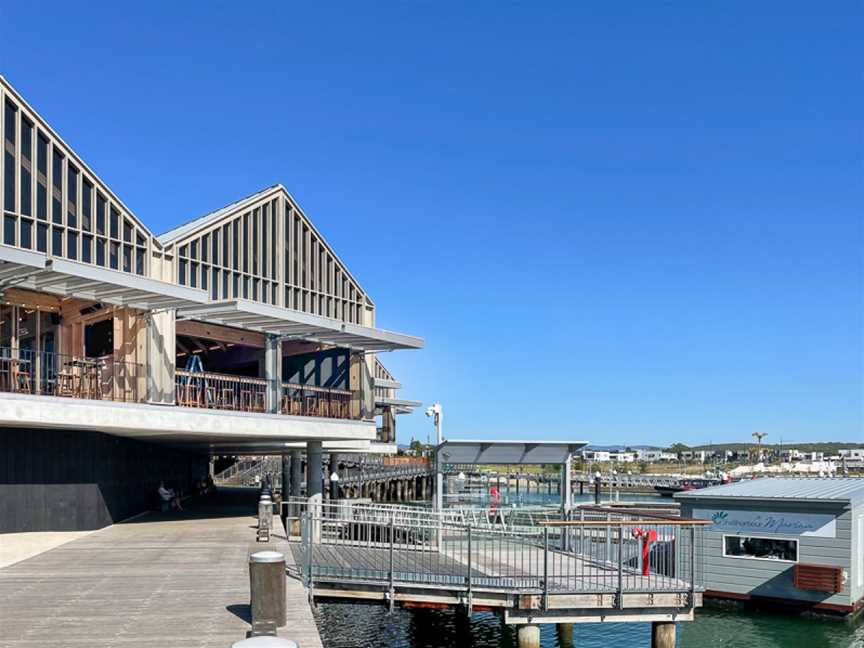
232, 637, 299, 648
249, 551, 287, 633
257, 494, 273, 542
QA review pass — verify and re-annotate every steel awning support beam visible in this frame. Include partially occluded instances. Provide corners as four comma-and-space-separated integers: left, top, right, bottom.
0, 247, 209, 311
177, 299, 424, 351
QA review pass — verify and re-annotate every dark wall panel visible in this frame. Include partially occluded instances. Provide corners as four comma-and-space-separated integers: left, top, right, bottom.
0, 427, 208, 533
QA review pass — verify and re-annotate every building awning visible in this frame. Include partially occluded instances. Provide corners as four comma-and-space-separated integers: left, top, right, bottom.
0, 245, 209, 310
177, 299, 424, 351
437, 439, 589, 465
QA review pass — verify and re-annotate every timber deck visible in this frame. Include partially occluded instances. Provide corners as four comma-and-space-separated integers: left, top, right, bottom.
0, 489, 323, 648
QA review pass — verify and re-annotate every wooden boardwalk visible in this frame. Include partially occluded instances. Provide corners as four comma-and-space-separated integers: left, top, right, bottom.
0, 489, 323, 648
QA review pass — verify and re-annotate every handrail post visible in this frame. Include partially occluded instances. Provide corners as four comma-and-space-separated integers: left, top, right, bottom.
388, 512, 395, 612
617, 526, 624, 609
689, 524, 696, 607
466, 524, 473, 614
542, 526, 549, 610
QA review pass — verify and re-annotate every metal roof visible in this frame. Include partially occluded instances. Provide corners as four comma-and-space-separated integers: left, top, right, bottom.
437, 439, 589, 465
675, 478, 864, 506
157, 185, 279, 245
176, 299, 424, 351
0, 245, 209, 310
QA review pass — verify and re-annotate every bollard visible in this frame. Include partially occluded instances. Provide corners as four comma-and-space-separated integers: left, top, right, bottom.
232, 637, 299, 648
249, 551, 287, 632
257, 494, 273, 542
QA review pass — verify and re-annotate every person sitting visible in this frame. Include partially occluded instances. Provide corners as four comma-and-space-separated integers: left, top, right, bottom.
158, 481, 183, 511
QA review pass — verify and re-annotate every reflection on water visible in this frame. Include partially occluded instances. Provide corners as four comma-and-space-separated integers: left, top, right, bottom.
314, 603, 864, 648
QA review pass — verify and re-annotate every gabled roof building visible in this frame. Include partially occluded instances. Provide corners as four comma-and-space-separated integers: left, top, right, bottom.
0, 75, 423, 533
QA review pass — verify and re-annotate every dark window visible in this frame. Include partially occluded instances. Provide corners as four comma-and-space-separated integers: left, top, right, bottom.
190, 262, 198, 288
724, 536, 797, 562
3, 214, 16, 245
179, 244, 187, 258
201, 266, 208, 290
110, 207, 119, 239
222, 271, 228, 298
122, 244, 131, 272
242, 214, 249, 272
36, 223, 47, 252
211, 230, 218, 265
96, 238, 105, 266
67, 231, 78, 260
190, 239, 198, 259
66, 165, 78, 228
96, 193, 106, 234
81, 180, 92, 231
123, 219, 132, 243
52, 151, 63, 224
178, 259, 187, 285
136, 248, 145, 275
201, 234, 208, 263
82, 234, 93, 263
52, 227, 63, 255
232, 221, 239, 269
84, 318, 113, 357
36, 135, 48, 221
109, 241, 118, 269
211, 269, 218, 300
3, 102, 15, 213
20, 118, 32, 217
252, 209, 259, 275
222, 224, 229, 267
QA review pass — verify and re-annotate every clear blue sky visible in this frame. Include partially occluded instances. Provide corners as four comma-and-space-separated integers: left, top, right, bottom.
2, 2, 861, 448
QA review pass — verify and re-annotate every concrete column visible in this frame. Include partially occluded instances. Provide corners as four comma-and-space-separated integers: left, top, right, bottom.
264, 335, 282, 414
517, 624, 540, 648
651, 622, 676, 648
330, 453, 342, 500
557, 623, 574, 647
147, 310, 176, 404
307, 441, 323, 505
280, 453, 290, 531
289, 450, 302, 508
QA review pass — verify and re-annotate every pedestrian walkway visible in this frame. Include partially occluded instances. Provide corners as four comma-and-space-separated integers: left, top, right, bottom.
0, 488, 323, 648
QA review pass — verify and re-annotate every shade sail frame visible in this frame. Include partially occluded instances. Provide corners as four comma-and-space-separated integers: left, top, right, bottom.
177, 299, 424, 351
437, 439, 589, 465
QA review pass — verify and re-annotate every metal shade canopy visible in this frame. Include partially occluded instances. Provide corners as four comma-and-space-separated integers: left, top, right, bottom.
177, 299, 425, 351
437, 439, 589, 465
0, 245, 208, 310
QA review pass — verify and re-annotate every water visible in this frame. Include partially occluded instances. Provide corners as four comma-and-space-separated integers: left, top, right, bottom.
314, 603, 864, 648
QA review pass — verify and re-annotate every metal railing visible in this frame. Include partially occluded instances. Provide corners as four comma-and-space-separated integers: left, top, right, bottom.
0, 347, 145, 403
298, 501, 707, 601
281, 382, 353, 420
174, 371, 356, 420
175, 369, 269, 412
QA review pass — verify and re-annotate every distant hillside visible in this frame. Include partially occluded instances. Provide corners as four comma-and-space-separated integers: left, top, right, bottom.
689, 441, 862, 454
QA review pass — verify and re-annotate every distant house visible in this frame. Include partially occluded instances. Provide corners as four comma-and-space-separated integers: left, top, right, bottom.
581, 450, 611, 463
637, 449, 677, 463
610, 451, 637, 463
681, 450, 709, 463
840, 449, 864, 461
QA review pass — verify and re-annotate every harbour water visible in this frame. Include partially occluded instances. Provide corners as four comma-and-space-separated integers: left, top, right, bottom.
314, 603, 864, 648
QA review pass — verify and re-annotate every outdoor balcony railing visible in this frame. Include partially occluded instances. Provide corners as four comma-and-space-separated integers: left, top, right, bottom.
174, 369, 355, 420
281, 382, 352, 420
0, 347, 145, 403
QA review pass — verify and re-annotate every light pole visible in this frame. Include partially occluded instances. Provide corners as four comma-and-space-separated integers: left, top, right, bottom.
426, 403, 443, 511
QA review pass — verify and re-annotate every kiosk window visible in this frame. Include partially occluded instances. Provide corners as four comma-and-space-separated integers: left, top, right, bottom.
724, 535, 797, 562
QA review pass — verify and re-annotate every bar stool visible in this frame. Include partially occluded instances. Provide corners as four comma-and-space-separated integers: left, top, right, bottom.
221, 388, 236, 410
